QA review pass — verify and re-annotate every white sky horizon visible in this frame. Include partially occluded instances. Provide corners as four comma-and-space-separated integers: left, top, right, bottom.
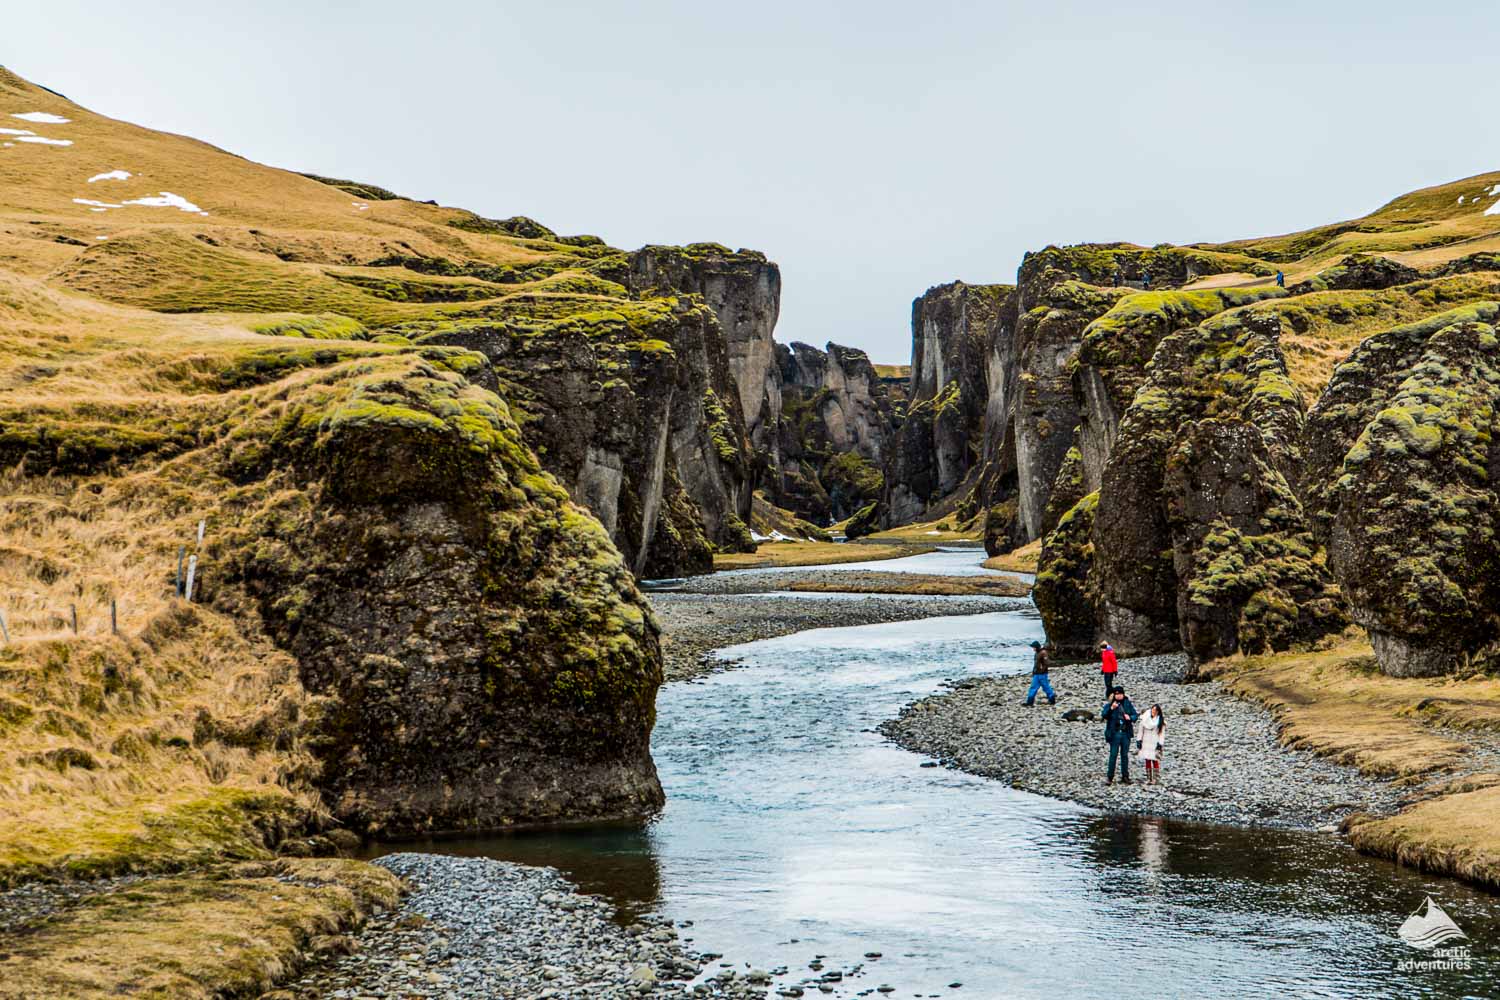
7, 1, 1498, 364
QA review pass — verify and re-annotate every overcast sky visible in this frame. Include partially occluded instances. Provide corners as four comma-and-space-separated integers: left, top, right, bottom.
9, 1, 1498, 362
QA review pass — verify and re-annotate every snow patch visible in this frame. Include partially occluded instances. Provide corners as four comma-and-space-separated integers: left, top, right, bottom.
1490, 183, 1500, 197
88, 169, 131, 183
750, 530, 808, 543
0, 127, 34, 136
16, 136, 71, 146
95, 235, 107, 240
123, 191, 203, 213
1485, 198, 1500, 217
74, 198, 122, 209
352, 201, 369, 211
11, 111, 70, 124
1458, 195, 1465, 205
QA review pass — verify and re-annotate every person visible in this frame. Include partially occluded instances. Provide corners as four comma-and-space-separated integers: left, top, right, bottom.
1275, 270, 1285, 288
1137, 703, 1166, 784
1099, 641, 1118, 697
1141, 270, 1152, 289
1101, 686, 1138, 784
1022, 640, 1056, 707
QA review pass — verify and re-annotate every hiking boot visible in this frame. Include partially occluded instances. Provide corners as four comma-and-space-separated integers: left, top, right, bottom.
1120, 777, 1131, 785
1046, 697, 1056, 705
1021, 700, 1034, 707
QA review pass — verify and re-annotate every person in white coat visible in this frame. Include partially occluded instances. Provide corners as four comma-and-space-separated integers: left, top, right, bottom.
1136, 704, 1166, 784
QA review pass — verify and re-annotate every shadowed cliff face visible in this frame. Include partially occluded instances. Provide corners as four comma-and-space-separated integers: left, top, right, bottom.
428, 295, 754, 577
880, 281, 1010, 527
771, 342, 895, 523
628, 244, 782, 459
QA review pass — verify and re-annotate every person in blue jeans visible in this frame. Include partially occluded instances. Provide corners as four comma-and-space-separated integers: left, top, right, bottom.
1102, 685, 1139, 784
1022, 640, 1056, 706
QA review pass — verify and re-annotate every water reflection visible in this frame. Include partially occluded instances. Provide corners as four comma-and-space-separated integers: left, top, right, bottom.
364, 825, 663, 923
379, 612, 1499, 998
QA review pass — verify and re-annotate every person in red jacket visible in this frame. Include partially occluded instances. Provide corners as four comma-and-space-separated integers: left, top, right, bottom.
1099, 641, 1118, 697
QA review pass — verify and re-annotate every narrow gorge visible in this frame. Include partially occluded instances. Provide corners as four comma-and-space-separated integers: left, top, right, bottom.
4, 53, 1500, 1000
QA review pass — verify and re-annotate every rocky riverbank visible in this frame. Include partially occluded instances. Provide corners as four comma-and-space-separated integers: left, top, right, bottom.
654, 567, 1028, 598
880, 655, 1405, 830
276, 854, 770, 1000
649, 591, 1026, 681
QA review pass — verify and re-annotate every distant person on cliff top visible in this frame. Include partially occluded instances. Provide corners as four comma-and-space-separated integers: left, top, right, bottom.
1099, 641, 1118, 697
1141, 271, 1152, 289
1136, 704, 1166, 785
1102, 686, 1138, 785
1022, 640, 1056, 707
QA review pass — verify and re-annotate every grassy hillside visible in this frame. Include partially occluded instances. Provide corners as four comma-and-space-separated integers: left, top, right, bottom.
0, 65, 686, 995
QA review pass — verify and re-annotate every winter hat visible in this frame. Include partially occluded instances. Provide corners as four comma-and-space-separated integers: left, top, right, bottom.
1029, 641, 1042, 649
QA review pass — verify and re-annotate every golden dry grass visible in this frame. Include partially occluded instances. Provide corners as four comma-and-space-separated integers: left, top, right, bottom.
1203, 637, 1499, 777
983, 538, 1041, 574
0, 859, 403, 1000
863, 516, 982, 544
0, 275, 348, 882
1345, 784, 1500, 891
1207, 636, 1500, 888
785, 574, 1030, 598
712, 541, 928, 571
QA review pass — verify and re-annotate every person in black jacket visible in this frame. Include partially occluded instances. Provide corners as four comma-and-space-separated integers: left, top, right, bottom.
1022, 640, 1056, 706
1101, 685, 1138, 785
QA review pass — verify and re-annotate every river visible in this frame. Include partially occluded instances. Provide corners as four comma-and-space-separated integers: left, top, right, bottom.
384, 561, 1500, 998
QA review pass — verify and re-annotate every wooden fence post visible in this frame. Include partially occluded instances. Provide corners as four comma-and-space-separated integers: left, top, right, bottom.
185, 555, 198, 603
0, 609, 8, 644
111, 598, 118, 635
197, 520, 205, 547
176, 546, 186, 598
70, 604, 78, 635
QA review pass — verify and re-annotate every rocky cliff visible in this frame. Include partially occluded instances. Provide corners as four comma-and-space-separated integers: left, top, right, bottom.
628, 243, 783, 468
880, 281, 1011, 526
418, 287, 755, 578
769, 341, 895, 522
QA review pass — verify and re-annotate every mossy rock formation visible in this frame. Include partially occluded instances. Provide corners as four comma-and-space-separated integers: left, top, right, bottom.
1323, 319, 1500, 676
225, 355, 665, 835
1092, 307, 1347, 661
1033, 491, 1099, 658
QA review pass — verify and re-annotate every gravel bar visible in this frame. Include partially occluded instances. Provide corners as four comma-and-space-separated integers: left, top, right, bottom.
278, 854, 771, 999
654, 567, 1008, 597
649, 591, 1025, 681
880, 654, 1405, 830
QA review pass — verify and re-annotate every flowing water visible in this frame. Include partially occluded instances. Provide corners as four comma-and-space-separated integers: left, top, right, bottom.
384, 595, 1500, 998
707, 545, 1009, 578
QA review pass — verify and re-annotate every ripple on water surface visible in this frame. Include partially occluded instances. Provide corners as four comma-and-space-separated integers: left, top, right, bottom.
380, 612, 1500, 999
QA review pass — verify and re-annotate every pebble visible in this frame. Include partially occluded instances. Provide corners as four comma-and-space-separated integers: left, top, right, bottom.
281, 854, 770, 999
